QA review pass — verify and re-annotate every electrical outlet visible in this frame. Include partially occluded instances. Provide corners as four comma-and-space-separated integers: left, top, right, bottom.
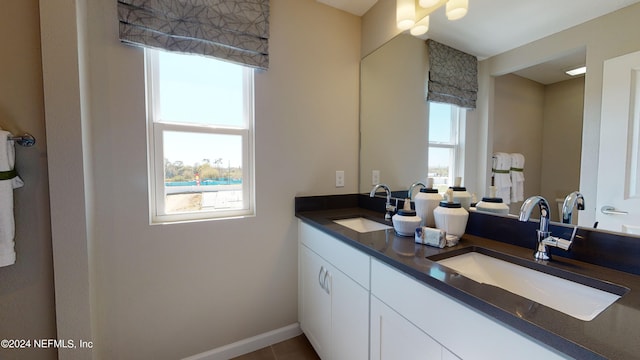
372, 170, 380, 185
335, 171, 345, 187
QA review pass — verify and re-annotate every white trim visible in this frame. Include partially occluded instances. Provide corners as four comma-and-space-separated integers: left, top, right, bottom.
144, 48, 256, 224
242, 66, 255, 217
146, 49, 162, 223
39, 0, 95, 357
428, 103, 465, 185
181, 324, 302, 360
455, 107, 467, 182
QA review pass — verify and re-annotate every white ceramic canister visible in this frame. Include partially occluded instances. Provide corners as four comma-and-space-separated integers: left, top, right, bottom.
414, 188, 442, 227
392, 209, 422, 237
476, 186, 509, 215
476, 197, 509, 215
434, 190, 469, 242
450, 177, 472, 210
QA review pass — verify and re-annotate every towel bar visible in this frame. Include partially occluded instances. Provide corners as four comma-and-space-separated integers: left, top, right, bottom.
8, 133, 36, 147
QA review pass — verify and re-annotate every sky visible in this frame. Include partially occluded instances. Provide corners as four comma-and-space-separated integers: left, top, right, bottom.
428, 102, 457, 169
157, 50, 246, 167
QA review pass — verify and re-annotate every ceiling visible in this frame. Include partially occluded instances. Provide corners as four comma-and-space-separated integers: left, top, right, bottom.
318, 0, 640, 84
511, 48, 586, 85
316, 0, 379, 16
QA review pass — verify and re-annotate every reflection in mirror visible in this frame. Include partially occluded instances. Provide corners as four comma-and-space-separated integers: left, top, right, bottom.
360, 3, 640, 236
360, 34, 428, 195
360, 34, 466, 199
493, 47, 585, 222
360, 33, 585, 225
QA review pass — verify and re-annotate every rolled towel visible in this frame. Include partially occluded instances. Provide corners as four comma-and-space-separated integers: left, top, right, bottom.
510, 153, 525, 203
492, 152, 512, 204
0, 130, 23, 267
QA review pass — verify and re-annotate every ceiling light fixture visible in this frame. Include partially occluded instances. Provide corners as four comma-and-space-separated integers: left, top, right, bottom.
398, 0, 469, 37
410, 15, 430, 36
565, 66, 587, 76
396, 0, 416, 30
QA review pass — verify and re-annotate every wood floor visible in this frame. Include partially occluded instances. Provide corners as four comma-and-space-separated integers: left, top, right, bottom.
230, 334, 320, 360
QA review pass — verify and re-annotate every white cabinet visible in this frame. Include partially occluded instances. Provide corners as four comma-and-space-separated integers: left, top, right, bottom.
370, 296, 447, 360
371, 259, 570, 360
330, 263, 369, 359
298, 221, 369, 360
298, 219, 570, 360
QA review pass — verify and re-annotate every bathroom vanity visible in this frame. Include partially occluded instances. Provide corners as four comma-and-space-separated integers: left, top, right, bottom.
296, 194, 640, 360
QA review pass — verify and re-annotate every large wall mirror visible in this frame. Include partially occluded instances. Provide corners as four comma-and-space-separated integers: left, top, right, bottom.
360, 34, 429, 196
360, 34, 584, 222
359, 3, 640, 236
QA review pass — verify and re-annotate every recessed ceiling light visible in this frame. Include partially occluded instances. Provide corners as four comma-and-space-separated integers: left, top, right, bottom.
566, 66, 586, 76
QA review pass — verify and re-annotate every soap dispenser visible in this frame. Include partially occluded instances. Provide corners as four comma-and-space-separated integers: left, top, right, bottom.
414, 178, 442, 227
450, 177, 472, 210
476, 186, 510, 215
434, 189, 469, 246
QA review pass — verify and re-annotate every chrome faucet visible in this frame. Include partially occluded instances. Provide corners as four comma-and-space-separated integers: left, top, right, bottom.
408, 181, 426, 199
519, 196, 576, 261
562, 191, 585, 224
519, 196, 552, 260
370, 184, 396, 220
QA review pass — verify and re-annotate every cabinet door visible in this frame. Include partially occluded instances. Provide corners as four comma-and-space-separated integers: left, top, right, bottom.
370, 296, 442, 360
331, 268, 369, 360
371, 259, 568, 359
300, 245, 331, 359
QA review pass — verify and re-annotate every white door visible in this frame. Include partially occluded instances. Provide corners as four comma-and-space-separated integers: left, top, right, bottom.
596, 50, 640, 234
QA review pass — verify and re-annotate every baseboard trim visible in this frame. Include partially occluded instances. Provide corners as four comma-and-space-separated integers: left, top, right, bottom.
182, 323, 302, 360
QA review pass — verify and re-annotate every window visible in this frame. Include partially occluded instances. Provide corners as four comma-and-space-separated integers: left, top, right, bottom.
146, 49, 255, 223
428, 102, 465, 193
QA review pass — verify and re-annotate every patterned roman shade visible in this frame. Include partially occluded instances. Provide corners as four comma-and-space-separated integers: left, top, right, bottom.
426, 40, 477, 109
118, 0, 269, 70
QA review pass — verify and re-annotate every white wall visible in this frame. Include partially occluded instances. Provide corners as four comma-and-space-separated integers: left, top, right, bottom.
493, 74, 544, 213
41, 0, 361, 358
361, 0, 400, 57
492, 74, 584, 217
360, 34, 429, 192
541, 77, 584, 221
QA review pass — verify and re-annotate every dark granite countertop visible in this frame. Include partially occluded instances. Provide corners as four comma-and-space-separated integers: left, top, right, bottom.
295, 196, 640, 360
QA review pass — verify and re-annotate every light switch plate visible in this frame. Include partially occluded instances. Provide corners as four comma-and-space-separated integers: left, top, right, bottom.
336, 171, 345, 187
372, 170, 380, 185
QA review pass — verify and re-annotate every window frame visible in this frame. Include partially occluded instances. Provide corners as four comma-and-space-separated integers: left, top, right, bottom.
145, 49, 255, 224
428, 103, 466, 188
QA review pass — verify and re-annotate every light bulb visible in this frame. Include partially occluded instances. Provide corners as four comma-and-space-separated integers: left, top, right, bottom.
397, 0, 416, 30
410, 16, 430, 36
419, 0, 440, 8
446, 0, 468, 20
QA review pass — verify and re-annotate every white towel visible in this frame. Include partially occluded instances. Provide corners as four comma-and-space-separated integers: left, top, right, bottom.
510, 153, 525, 203
492, 153, 512, 204
0, 130, 24, 267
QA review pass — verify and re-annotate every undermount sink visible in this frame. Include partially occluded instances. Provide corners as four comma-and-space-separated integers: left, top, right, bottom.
333, 217, 392, 233
429, 247, 628, 321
